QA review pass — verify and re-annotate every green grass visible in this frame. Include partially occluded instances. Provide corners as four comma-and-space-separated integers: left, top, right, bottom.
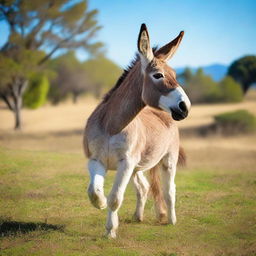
0, 146, 256, 256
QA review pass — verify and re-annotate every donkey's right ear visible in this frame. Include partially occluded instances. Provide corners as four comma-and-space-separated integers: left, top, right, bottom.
137, 24, 154, 70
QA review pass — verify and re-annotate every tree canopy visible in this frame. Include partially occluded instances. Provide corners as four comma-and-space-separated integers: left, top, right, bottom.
0, 0, 102, 129
48, 51, 92, 104
228, 55, 256, 93
0, 0, 103, 62
83, 56, 122, 96
179, 68, 244, 104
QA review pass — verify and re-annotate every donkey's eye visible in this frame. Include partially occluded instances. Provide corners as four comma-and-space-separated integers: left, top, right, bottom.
153, 73, 164, 79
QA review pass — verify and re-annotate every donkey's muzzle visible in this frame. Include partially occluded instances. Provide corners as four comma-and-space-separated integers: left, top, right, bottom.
178, 101, 188, 114
171, 101, 188, 121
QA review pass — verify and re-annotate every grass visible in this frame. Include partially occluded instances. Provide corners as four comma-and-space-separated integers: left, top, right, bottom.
0, 95, 256, 255
0, 145, 255, 256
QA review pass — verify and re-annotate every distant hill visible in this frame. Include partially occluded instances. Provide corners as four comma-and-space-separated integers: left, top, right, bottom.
175, 64, 228, 81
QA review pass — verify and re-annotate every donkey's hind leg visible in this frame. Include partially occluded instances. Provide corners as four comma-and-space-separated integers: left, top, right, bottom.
87, 159, 107, 210
132, 171, 149, 222
161, 154, 178, 225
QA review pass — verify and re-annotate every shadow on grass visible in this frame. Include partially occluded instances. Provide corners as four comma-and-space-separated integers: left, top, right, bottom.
0, 219, 64, 236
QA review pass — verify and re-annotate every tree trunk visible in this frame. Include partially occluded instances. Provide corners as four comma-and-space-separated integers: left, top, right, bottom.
14, 96, 22, 130
72, 93, 78, 104
9, 79, 28, 130
243, 83, 251, 94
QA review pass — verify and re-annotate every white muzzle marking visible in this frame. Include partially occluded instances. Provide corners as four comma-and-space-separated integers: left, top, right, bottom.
158, 86, 191, 114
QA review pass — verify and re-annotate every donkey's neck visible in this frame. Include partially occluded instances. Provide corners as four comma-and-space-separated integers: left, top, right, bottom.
101, 62, 145, 135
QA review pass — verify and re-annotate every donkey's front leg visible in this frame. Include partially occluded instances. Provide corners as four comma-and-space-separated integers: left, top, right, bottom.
161, 159, 177, 225
87, 159, 107, 209
106, 159, 134, 238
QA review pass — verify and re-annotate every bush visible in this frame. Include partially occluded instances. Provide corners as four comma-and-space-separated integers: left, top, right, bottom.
23, 74, 49, 109
219, 76, 243, 102
214, 110, 256, 134
184, 68, 219, 104
180, 68, 244, 104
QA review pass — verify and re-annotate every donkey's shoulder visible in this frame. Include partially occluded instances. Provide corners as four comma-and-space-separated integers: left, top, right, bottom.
139, 107, 174, 128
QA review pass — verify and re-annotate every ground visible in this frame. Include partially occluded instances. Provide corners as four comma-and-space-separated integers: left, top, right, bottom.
0, 91, 256, 256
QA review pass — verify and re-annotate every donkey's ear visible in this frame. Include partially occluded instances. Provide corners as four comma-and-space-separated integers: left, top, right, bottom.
155, 31, 184, 61
137, 23, 154, 69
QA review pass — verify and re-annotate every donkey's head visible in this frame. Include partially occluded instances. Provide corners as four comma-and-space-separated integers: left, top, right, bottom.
138, 24, 191, 121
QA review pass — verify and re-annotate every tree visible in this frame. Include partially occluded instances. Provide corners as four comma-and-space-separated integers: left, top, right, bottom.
23, 74, 50, 109
219, 76, 243, 102
177, 67, 192, 85
228, 55, 256, 93
48, 51, 91, 104
183, 68, 218, 103
0, 0, 102, 129
0, 50, 44, 129
83, 56, 122, 97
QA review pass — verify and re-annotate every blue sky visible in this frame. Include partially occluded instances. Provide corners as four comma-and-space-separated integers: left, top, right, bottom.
1, 0, 256, 68
87, 0, 256, 68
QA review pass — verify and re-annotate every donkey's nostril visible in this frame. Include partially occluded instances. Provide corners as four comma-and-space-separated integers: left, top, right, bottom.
179, 101, 187, 113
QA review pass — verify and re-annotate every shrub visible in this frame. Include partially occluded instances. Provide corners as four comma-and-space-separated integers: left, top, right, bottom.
23, 74, 49, 109
214, 110, 256, 134
219, 76, 243, 102
184, 68, 219, 104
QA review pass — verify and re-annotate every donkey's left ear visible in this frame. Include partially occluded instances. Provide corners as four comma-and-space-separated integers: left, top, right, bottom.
138, 23, 154, 70
155, 31, 184, 61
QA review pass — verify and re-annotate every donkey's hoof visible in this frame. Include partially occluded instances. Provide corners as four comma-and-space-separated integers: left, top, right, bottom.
105, 230, 117, 239
168, 216, 177, 225
88, 186, 107, 210
158, 213, 168, 224
99, 201, 107, 210
132, 213, 143, 222
91, 195, 107, 210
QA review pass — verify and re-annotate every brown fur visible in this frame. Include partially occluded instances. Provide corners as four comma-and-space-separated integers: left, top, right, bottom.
149, 165, 167, 222
149, 145, 186, 222
83, 25, 190, 236
178, 146, 186, 166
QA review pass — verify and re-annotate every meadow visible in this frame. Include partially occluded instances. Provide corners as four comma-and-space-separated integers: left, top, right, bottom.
0, 92, 256, 256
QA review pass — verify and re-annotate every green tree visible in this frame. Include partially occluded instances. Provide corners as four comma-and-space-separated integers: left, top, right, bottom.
23, 74, 49, 109
48, 51, 91, 104
83, 56, 122, 97
0, 50, 44, 129
228, 55, 256, 93
184, 68, 219, 103
219, 76, 243, 102
0, 0, 102, 129
182, 67, 193, 81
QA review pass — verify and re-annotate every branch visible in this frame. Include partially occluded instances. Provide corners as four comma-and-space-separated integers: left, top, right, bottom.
38, 19, 93, 65
0, 93, 14, 111
38, 34, 74, 65
0, 6, 16, 33
38, 44, 60, 65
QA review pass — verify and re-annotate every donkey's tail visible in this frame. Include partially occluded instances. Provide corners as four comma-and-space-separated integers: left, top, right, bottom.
149, 165, 167, 222
178, 146, 186, 166
149, 147, 185, 222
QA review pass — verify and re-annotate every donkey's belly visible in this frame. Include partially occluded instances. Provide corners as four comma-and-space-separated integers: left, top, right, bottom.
136, 145, 169, 171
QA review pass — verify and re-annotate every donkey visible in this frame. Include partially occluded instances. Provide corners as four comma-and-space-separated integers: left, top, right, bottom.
83, 24, 191, 238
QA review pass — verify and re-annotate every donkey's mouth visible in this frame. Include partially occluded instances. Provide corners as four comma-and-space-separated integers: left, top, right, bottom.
171, 109, 188, 121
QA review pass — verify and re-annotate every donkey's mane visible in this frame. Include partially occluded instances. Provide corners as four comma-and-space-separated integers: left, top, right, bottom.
102, 47, 158, 103
102, 53, 140, 103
